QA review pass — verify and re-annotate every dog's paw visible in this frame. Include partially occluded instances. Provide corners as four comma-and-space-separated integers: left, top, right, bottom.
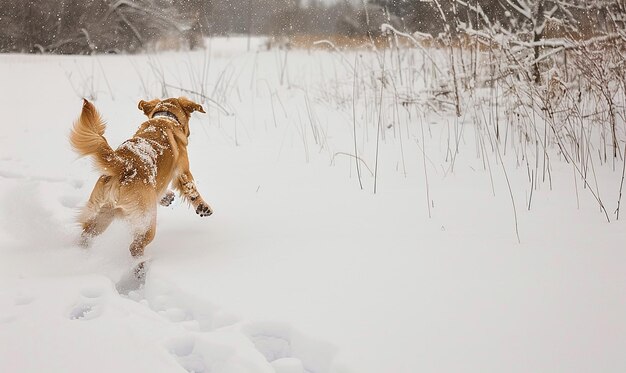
160, 191, 175, 207
195, 203, 213, 217
78, 233, 92, 249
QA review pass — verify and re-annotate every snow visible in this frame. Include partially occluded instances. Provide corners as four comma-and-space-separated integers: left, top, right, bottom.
1, 38, 626, 373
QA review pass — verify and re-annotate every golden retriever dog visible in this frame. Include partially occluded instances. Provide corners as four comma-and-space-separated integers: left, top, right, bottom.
70, 97, 212, 273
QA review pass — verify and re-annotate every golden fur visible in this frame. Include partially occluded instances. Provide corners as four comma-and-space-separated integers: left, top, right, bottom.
70, 97, 211, 264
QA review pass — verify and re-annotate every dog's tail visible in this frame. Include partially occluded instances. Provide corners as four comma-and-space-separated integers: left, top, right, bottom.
70, 99, 121, 176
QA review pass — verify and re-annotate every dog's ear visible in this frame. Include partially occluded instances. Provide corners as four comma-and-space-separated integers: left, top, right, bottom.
138, 99, 159, 116
178, 97, 205, 114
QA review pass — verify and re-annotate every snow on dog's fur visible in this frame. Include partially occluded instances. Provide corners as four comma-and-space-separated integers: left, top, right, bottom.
70, 97, 211, 275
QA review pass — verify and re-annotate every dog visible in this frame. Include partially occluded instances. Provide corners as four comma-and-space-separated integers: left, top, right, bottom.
70, 97, 212, 272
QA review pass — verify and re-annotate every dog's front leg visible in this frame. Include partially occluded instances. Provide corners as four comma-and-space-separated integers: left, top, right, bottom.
159, 190, 175, 207
176, 172, 213, 217
174, 147, 212, 217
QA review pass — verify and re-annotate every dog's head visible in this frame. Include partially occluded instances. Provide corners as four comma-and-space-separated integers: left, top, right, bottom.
138, 97, 205, 137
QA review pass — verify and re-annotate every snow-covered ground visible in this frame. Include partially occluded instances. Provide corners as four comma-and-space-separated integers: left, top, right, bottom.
1, 37, 625, 372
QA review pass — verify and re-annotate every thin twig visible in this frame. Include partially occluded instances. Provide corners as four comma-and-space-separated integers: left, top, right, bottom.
616, 144, 626, 220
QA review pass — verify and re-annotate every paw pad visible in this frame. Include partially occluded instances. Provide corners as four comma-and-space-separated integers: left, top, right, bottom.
160, 191, 175, 207
195, 203, 212, 217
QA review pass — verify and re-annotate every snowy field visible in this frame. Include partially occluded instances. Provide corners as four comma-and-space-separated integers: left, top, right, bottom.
1, 37, 625, 372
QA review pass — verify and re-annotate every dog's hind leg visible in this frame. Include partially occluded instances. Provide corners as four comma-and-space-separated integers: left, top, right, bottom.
127, 203, 157, 279
129, 221, 156, 258
78, 176, 116, 247
129, 221, 155, 280
79, 207, 115, 247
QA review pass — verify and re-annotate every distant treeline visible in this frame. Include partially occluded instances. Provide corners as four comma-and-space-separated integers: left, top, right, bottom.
0, 0, 623, 54
0, 0, 208, 53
